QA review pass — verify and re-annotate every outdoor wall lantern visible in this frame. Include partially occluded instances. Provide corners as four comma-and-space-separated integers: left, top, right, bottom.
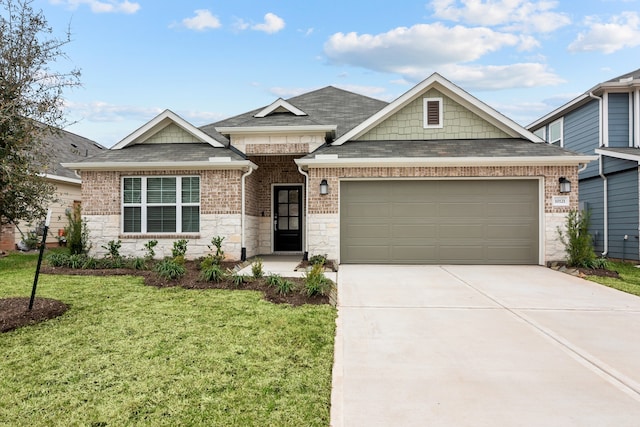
319, 179, 329, 195
559, 177, 571, 193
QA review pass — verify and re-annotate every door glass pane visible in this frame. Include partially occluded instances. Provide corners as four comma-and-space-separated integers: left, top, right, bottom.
278, 204, 288, 216
279, 218, 289, 230
289, 217, 299, 230
289, 203, 299, 216
278, 190, 288, 203
289, 189, 298, 202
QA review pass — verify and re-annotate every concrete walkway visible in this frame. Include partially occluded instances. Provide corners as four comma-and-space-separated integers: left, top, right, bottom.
236, 255, 338, 283
332, 265, 640, 426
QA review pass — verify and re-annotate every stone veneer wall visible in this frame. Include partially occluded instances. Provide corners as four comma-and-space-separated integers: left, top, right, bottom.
303, 165, 579, 263
81, 169, 245, 260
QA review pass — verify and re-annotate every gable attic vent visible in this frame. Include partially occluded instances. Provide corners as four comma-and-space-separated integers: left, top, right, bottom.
423, 98, 443, 128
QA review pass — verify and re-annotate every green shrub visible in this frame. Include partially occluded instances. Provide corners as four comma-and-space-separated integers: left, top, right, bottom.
276, 278, 295, 295
143, 239, 158, 259
303, 263, 332, 297
82, 256, 99, 269
65, 205, 91, 255
129, 257, 147, 270
208, 236, 225, 265
173, 255, 186, 266
102, 240, 122, 259
200, 264, 225, 282
251, 258, 264, 279
172, 239, 189, 259
68, 254, 87, 269
266, 273, 283, 287
21, 230, 40, 250
154, 259, 186, 280
47, 252, 70, 267
230, 271, 249, 287
558, 209, 597, 268
308, 254, 327, 266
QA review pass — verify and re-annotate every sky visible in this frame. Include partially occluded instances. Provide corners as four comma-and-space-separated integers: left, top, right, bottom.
28, 0, 640, 147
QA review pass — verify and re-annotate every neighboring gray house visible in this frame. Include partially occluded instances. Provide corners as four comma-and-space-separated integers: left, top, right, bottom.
528, 68, 640, 260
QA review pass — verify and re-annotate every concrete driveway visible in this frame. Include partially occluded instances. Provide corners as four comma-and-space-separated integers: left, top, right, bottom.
331, 265, 640, 426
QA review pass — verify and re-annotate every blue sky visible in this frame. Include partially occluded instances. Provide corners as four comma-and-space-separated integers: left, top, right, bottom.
35, 0, 640, 147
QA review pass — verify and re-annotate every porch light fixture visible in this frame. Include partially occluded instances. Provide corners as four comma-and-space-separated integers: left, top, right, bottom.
559, 177, 571, 193
319, 179, 329, 195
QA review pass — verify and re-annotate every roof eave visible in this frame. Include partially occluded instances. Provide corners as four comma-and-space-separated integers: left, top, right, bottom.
595, 148, 640, 162
43, 173, 81, 185
61, 160, 258, 172
214, 125, 337, 135
295, 156, 597, 168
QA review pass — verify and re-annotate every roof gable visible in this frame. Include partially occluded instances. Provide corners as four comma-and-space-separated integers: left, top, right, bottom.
333, 73, 542, 145
111, 109, 224, 150
254, 98, 307, 118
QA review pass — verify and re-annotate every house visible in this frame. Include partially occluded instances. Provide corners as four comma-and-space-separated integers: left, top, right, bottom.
0, 128, 104, 251
62, 73, 594, 265
528, 68, 640, 260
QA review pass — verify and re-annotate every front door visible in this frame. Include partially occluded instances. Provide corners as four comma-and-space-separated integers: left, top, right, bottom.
274, 185, 302, 252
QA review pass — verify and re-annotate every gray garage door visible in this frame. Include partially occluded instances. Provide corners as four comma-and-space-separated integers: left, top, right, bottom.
340, 180, 539, 264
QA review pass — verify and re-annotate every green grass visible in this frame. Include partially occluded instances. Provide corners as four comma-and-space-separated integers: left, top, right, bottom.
0, 252, 336, 426
586, 261, 640, 297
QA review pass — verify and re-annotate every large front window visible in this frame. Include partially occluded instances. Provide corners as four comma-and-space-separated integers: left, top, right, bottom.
122, 176, 200, 233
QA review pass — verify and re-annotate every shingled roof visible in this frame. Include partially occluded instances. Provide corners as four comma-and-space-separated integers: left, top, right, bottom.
200, 86, 388, 143
307, 138, 588, 159
45, 128, 104, 180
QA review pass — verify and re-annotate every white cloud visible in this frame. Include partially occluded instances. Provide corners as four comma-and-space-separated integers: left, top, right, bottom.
436, 63, 565, 90
430, 0, 570, 33
181, 10, 221, 31
252, 13, 285, 34
568, 12, 640, 54
50, 0, 140, 14
324, 23, 519, 72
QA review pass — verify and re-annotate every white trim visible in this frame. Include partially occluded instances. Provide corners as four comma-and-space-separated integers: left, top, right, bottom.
296, 155, 597, 168
595, 148, 640, 163
43, 173, 81, 185
254, 98, 307, 118
527, 93, 591, 129
603, 92, 610, 147
630, 92, 634, 148
333, 73, 544, 145
111, 109, 224, 149
61, 160, 258, 171
337, 177, 545, 265
635, 89, 640, 148
215, 125, 336, 135
423, 97, 443, 129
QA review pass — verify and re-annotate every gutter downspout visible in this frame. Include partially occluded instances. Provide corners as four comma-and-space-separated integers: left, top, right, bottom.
240, 166, 255, 261
297, 165, 310, 261
590, 91, 608, 256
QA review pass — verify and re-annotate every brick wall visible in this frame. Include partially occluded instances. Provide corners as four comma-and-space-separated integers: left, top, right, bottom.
0, 223, 15, 251
247, 155, 305, 217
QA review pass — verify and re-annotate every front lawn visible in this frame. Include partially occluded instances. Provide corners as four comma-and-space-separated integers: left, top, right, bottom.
585, 260, 640, 297
0, 252, 336, 426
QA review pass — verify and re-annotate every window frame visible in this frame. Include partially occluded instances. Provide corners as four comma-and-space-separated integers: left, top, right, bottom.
548, 118, 563, 146
121, 175, 200, 234
423, 97, 443, 129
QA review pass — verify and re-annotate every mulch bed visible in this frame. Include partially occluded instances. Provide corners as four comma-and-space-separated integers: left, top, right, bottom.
0, 297, 68, 333
40, 260, 330, 307
577, 267, 620, 278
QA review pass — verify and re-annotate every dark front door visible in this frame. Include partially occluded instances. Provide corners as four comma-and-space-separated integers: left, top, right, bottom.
274, 186, 302, 251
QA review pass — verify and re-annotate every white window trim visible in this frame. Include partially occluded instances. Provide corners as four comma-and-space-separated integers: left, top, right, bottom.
423, 97, 443, 129
548, 118, 563, 147
121, 175, 200, 234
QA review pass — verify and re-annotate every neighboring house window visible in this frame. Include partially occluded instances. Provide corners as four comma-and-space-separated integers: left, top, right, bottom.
533, 127, 545, 140
122, 176, 200, 233
423, 98, 443, 128
548, 118, 563, 146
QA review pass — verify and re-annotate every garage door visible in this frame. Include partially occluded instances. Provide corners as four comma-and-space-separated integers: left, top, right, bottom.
340, 180, 539, 264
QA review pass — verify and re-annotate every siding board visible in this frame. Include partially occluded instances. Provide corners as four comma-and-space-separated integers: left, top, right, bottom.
608, 93, 630, 148
565, 100, 600, 179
